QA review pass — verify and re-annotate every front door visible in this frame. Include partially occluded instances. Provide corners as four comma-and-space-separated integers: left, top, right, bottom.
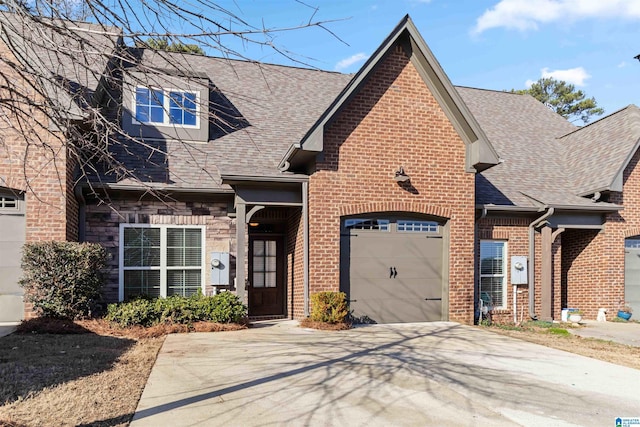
249, 236, 284, 316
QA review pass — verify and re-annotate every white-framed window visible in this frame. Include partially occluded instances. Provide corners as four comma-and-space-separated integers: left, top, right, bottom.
479, 240, 507, 309
119, 224, 206, 300
134, 87, 199, 127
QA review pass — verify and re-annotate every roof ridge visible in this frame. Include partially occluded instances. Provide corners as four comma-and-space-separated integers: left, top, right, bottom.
140, 48, 351, 76
454, 85, 525, 96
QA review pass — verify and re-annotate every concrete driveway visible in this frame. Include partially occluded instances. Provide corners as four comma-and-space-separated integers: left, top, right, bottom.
131, 321, 640, 426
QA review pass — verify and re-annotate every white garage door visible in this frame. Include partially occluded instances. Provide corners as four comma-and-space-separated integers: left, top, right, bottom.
340, 217, 445, 323
0, 192, 25, 322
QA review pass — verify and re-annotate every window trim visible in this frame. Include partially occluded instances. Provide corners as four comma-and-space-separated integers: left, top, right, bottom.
118, 224, 206, 300
132, 86, 200, 129
479, 240, 507, 309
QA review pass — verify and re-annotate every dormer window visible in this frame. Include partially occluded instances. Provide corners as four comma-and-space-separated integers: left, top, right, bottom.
134, 87, 199, 128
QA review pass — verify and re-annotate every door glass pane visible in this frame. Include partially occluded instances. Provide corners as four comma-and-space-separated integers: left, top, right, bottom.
265, 256, 276, 272
253, 240, 265, 256
265, 240, 276, 256
253, 272, 265, 288
265, 272, 277, 288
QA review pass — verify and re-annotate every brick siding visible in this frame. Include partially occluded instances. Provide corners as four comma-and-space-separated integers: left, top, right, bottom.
84, 197, 235, 303
307, 45, 476, 323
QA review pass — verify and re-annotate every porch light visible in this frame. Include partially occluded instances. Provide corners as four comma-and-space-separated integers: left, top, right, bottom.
394, 166, 410, 182
249, 222, 259, 227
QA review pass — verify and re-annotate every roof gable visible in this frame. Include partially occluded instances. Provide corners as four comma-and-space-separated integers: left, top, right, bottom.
280, 14, 499, 173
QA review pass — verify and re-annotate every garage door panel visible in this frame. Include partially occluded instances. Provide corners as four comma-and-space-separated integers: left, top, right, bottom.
343, 218, 444, 324
0, 210, 25, 321
350, 296, 442, 323
625, 250, 640, 312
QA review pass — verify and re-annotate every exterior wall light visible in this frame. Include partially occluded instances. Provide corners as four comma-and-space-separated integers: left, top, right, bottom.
394, 166, 410, 182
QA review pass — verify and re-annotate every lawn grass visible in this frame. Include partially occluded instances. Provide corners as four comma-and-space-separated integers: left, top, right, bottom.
0, 318, 245, 427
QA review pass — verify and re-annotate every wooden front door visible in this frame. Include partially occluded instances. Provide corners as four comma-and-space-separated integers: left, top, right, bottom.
249, 236, 284, 316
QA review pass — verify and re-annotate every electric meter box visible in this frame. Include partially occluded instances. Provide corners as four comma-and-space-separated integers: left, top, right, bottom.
210, 252, 230, 285
511, 256, 528, 285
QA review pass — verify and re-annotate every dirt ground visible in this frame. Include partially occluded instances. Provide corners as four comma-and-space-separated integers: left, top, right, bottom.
0, 319, 245, 427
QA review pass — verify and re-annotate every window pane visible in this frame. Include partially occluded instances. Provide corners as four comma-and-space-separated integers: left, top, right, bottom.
183, 111, 196, 126
167, 228, 184, 246
150, 106, 164, 123
167, 270, 201, 297
150, 89, 163, 106
480, 242, 504, 275
397, 220, 439, 232
135, 88, 149, 105
124, 228, 160, 267
184, 92, 196, 109
184, 229, 201, 246
123, 247, 141, 267
135, 106, 149, 122
253, 256, 264, 272
345, 219, 390, 231
124, 270, 160, 299
169, 108, 183, 124
480, 277, 503, 307
184, 248, 201, 266
167, 247, 183, 267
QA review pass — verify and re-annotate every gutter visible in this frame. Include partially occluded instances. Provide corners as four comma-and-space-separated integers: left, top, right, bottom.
221, 174, 308, 184
528, 207, 554, 320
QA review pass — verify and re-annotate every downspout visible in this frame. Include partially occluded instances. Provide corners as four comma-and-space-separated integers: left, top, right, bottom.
528, 207, 554, 319
74, 185, 86, 242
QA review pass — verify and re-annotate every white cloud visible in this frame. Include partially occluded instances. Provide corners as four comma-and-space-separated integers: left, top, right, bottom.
541, 67, 590, 86
618, 61, 627, 68
334, 53, 369, 72
473, 0, 640, 34
524, 66, 591, 87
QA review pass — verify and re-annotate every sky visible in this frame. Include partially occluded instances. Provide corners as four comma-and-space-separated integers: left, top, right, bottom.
191, 0, 640, 118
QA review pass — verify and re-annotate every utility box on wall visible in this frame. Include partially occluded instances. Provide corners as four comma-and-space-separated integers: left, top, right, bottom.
211, 252, 230, 286
511, 256, 528, 284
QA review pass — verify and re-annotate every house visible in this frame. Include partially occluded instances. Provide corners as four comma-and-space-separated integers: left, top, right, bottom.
1, 13, 638, 324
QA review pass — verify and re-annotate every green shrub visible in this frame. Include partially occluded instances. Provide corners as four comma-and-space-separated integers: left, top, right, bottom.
105, 292, 247, 327
19, 241, 107, 319
309, 291, 348, 324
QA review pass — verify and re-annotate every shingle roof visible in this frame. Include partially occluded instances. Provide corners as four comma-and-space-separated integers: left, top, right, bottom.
560, 105, 640, 196
103, 50, 352, 190
0, 12, 122, 118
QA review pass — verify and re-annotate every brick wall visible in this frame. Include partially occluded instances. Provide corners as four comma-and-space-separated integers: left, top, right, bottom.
0, 40, 73, 243
308, 45, 476, 323
476, 217, 564, 323
84, 197, 235, 302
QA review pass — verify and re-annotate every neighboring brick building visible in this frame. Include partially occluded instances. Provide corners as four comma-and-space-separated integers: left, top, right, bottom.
2, 13, 640, 324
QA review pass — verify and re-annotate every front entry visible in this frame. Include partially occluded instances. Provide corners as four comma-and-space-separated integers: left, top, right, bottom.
248, 236, 285, 316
